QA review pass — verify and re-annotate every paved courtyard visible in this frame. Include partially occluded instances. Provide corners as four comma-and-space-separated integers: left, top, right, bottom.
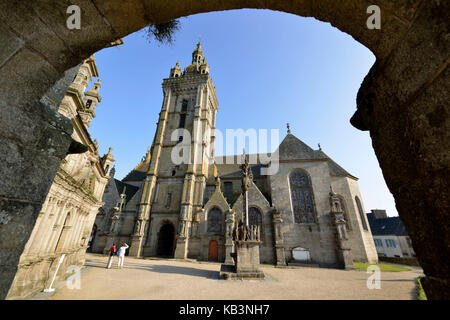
37, 254, 422, 300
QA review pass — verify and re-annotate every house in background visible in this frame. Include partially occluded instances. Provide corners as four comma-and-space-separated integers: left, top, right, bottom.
367, 210, 416, 258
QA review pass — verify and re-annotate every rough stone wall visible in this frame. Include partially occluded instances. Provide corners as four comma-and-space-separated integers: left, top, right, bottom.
269, 161, 340, 266
0, 65, 76, 298
4, 59, 110, 299
0, 0, 447, 298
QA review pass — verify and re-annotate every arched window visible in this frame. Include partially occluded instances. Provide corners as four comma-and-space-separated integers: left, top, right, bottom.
179, 114, 186, 128
337, 196, 351, 230
289, 171, 317, 223
355, 196, 368, 230
207, 208, 222, 233
248, 207, 263, 234
181, 99, 188, 112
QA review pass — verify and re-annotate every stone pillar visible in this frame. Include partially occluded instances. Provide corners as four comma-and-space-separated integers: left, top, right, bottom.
41, 200, 66, 254
329, 188, 354, 269
224, 209, 235, 264
235, 240, 262, 274
174, 214, 189, 259
130, 172, 157, 257
332, 213, 354, 269
174, 172, 196, 259
272, 209, 286, 266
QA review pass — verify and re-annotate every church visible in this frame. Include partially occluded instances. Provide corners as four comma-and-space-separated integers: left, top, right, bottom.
90, 43, 378, 267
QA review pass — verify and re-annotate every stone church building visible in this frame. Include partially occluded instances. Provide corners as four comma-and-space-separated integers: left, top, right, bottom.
91, 43, 378, 267
6, 56, 114, 299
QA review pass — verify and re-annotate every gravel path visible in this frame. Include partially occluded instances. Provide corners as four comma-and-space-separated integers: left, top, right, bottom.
42, 254, 422, 300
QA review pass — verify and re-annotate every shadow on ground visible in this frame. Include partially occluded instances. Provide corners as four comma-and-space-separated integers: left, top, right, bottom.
85, 259, 220, 279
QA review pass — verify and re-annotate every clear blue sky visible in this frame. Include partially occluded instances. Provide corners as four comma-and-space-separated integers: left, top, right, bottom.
89, 9, 398, 216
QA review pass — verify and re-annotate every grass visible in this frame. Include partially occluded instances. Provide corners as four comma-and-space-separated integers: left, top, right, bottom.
353, 262, 410, 272
416, 276, 427, 300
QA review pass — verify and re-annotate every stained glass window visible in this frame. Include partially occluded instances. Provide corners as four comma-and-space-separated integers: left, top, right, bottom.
207, 207, 222, 233
289, 171, 317, 223
355, 196, 368, 230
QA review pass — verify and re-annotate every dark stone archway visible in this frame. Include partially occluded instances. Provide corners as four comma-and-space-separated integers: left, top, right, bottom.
0, 1, 448, 299
157, 224, 175, 257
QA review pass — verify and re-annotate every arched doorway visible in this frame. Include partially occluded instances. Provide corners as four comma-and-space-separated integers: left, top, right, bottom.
157, 224, 175, 257
208, 240, 218, 261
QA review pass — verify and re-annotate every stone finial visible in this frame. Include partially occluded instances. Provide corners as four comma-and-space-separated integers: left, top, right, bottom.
287, 123, 291, 134
318, 143, 322, 150
144, 146, 151, 162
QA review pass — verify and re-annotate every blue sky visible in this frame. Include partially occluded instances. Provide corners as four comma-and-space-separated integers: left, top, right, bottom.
89, 9, 398, 216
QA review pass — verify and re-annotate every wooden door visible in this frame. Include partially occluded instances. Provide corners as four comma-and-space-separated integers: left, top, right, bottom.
208, 240, 218, 261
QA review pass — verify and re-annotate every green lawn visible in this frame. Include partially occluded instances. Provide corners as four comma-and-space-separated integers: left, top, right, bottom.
416, 276, 427, 300
353, 262, 411, 272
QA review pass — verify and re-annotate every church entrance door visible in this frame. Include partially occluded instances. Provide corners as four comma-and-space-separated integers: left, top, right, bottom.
157, 224, 175, 257
208, 240, 218, 261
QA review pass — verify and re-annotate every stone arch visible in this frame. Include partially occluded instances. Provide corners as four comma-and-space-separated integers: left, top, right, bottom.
156, 222, 175, 257
0, 0, 448, 299
288, 169, 317, 224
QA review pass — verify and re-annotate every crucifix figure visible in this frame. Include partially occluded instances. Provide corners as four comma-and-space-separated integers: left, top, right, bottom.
240, 148, 250, 227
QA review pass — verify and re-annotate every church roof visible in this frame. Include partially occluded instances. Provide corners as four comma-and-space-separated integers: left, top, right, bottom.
113, 179, 139, 202
122, 152, 151, 182
217, 164, 265, 179
276, 133, 328, 161
122, 170, 146, 182
326, 157, 357, 179
213, 133, 357, 180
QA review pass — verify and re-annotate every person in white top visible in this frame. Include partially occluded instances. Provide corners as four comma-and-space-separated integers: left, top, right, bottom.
117, 242, 129, 269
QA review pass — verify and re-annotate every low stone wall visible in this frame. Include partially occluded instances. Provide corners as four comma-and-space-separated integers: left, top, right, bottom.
379, 256, 421, 267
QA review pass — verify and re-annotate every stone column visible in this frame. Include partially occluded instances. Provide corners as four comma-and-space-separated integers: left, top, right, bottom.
129, 175, 155, 257
329, 188, 353, 269
43, 200, 67, 254
224, 209, 235, 264
272, 209, 286, 266
174, 172, 195, 259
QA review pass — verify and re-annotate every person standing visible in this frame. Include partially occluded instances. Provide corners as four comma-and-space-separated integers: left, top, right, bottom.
107, 243, 117, 269
117, 242, 129, 269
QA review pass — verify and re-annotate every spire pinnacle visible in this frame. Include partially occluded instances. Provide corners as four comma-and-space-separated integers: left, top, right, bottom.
287, 123, 291, 134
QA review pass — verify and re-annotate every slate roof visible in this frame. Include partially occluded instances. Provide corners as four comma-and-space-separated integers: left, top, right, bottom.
122, 156, 151, 182
214, 134, 357, 180
367, 213, 408, 236
275, 134, 327, 161
114, 179, 139, 202
122, 170, 147, 182
320, 152, 357, 179
217, 164, 266, 179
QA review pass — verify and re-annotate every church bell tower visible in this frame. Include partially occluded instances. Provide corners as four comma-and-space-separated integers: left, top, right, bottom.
129, 43, 219, 258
